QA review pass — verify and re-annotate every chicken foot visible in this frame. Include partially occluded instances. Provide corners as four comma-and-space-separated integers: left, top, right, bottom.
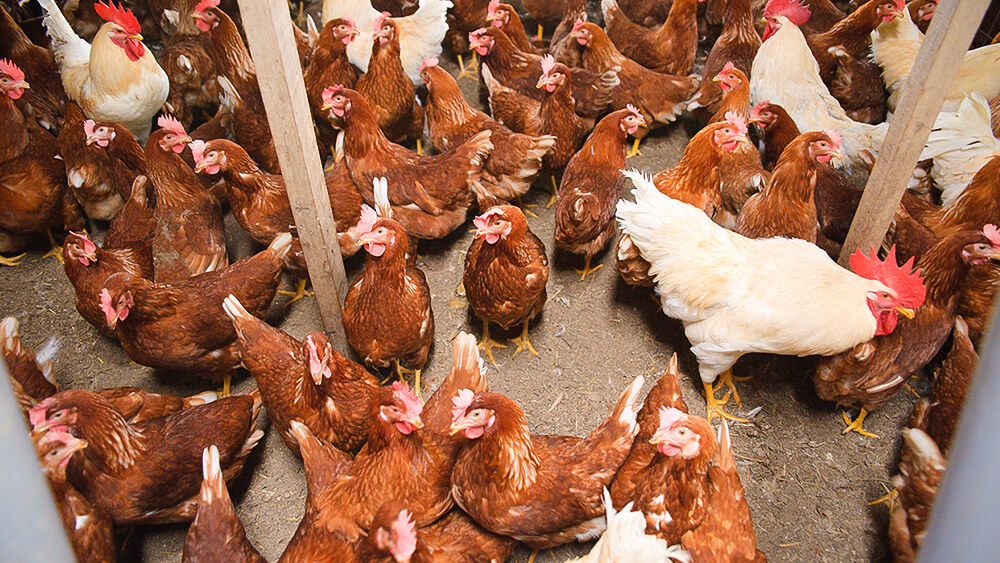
516, 196, 538, 218
509, 321, 538, 358
547, 175, 558, 208
842, 408, 879, 438
478, 320, 507, 367
394, 359, 423, 400
42, 230, 64, 263
712, 369, 750, 408
703, 372, 747, 423
0, 252, 26, 266
868, 483, 899, 513
221, 373, 232, 398
456, 52, 479, 81
575, 255, 603, 281
278, 278, 314, 307
626, 138, 643, 159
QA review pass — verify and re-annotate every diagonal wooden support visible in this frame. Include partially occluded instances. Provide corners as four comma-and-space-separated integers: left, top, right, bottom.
838, 0, 992, 266
237, 0, 350, 352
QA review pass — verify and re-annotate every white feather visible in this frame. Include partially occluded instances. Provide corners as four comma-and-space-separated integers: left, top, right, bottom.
919, 93, 1000, 206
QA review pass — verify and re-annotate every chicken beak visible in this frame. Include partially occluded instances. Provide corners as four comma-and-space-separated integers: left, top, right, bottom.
194, 158, 209, 173
408, 415, 424, 430
711, 75, 723, 83
449, 421, 466, 435
130, 33, 144, 41
357, 232, 373, 246
894, 306, 915, 319
739, 136, 754, 150
13, 80, 29, 90
829, 149, 843, 161
179, 135, 193, 146
67, 439, 88, 456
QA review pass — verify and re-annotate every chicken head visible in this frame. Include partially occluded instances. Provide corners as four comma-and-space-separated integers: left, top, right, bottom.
373, 13, 397, 46
762, 0, 811, 42
648, 407, 715, 459
98, 274, 135, 330
876, 0, 906, 23
29, 397, 79, 434
850, 246, 926, 335
379, 381, 424, 435
0, 59, 29, 100
712, 62, 745, 93
155, 114, 192, 154
713, 113, 753, 153
83, 119, 116, 146
621, 104, 646, 134
468, 29, 494, 56
321, 85, 353, 117
329, 17, 360, 45
190, 139, 227, 174
535, 55, 566, 92
95, 1, 146, 62
486, 0, 512, 28
805, 130, 843, 164
36, 430, 88, 471
473, 205, 522, 244
449, 388, 496, 439
191, 0, 221, 32
64, 232, 98, 266
371, 502, 418, 563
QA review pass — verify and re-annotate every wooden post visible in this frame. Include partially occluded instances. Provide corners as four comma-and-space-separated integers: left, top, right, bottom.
236, 0, 351, 352
838, 0, 992, 266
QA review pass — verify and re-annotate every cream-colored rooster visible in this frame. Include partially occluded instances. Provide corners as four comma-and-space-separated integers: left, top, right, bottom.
615, 170, 925, 422
322, 0, 451, 84
37, 0, 169, 140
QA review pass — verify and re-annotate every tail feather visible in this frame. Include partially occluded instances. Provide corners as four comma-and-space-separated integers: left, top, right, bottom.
200, 445, 226, 505
186, 390, 219, 407
424, 332, 488, 432
715, 419, 734, 472
920, 93, 1000, 206
610, 375, 644, 437
36, 0, 90, 70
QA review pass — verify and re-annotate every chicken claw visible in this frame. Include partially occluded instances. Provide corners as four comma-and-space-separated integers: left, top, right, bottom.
0, 252, 26, 266
509, 322, 538, 358
575, 255, 603, 281
868, 483, 899, 513
626, 138, 643, 158
394, 359, 423, 400
456, 53, 479, 81
703, 381, 747, 423
516, 196, 538, 218
841, 408, 879, 438
221, 374, 231, 398
712, 369, 746, 408
278, 278, 314, 307
42, 230, 64, 263
478, 320, 507, 367
546, 176, 558, 208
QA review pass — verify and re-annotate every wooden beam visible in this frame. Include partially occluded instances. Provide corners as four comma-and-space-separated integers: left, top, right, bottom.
838, 0, 992, 266
236, 0, 351, 352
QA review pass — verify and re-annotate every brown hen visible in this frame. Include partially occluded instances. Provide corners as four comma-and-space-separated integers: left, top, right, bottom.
1, 316, 58, 414
356, 15, 425, 146
602, 0, 700, 75
688, 0, 760, 119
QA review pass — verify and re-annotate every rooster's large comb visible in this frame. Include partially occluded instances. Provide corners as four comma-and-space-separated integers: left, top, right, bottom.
94, 1, 141, 35
850, 245, 926, 309
0, 59, 24, 81
724, 111, 748, 136
540, 54, 556, 76
419, 56, 439, 73
157, 114, 186, 136
984, 224, 1000, 247
763, 0, 811, 25
451, 388, 476, 421
825, 129, 842, 149
193, 0, 219, 12
391, 510, 417, 559
392, 381, 423, 416
658, 406, 686, 430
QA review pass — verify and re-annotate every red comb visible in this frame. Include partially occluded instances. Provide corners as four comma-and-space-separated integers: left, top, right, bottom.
373, 11, 390, 32
157, 114, 186, 136
725, 111, 748, 136
392, 510, 417, 559
750, 100, 770, 119
321, 84, 346, 105
720, 61, 736, 74
189, 139, 207, 163
94, 1, 141, 35
419, 57, 439, 73
193, 0, 219, 12
825, 129, 842, 149
392, 381, 423, 416
451, 389, 475, 422
29, 398, 53, 427
83, 119, 97, 138
68, 231, 97, 255
357, 205, 378, 236
572, 19, 586, 33
763, 0, 810, 25
473, 207, 504, 231
850, 245, 926, 309
658, 406, 686, 431
540, 54, 556, 76
984, 224, 1000, 247
0, 59, 24, 81
626, 104, 642, 120
488, 0, 500, 15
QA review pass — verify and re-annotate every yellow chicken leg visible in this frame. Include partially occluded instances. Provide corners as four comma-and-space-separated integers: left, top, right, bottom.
575, 255, 603, 281
547, 175, 558, 208
626, 137, 642, 158
536, 24, 544, 41
278, 278, 314, 306
842, 408, 879, 438
509, 321, 538, 357
394, 359, 423, 400
868, 483, 899, 513
416, 138, 423, 156
42, 230, 64, 263
0, 252, 26, 266
478, 320, 507, 367
712, 369, 744, 408
516, 196, 538, 218
456, 52, 479, 81
703, 378, 747, 423
222, 374, 231, 398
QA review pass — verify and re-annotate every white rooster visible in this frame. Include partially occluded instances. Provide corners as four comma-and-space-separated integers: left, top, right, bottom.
749, 0, 886, 172
321, 0, 451, 84
615, 170, 925, 422
36, 0, 168, 140
566, 488, 690, 563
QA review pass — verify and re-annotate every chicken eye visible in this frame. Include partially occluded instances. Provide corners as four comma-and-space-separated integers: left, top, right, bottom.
882, 292, 889, 299
53, 411, 63, 419
678, 429, 686, 435
472, 410, 482, 418
390, 406, 400, 414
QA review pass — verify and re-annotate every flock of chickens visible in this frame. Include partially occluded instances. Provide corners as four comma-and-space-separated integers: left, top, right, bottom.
2, 0, 999, 560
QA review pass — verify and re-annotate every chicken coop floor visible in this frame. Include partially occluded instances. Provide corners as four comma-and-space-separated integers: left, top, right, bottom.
1, 56, 917, 562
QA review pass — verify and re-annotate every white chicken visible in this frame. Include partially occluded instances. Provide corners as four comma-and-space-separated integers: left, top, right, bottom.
919, 93, 1000, 207
321, 0, 451, 84
566, 488, 690, 563
36, 0, 169, 140
615, 170, 925, 422
749, 0, 886, 172
872, 6, 1000, 115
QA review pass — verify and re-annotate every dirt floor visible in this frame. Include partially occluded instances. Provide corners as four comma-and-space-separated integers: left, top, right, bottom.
1, 22, 920, 563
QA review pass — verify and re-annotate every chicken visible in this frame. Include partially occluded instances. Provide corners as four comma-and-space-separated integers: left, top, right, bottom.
480, 54, 585, 175
715, 137, 770, 232
0, 60, 77, 264
94, 385, 218, 424
34, 430, 115, 563
487, 1, 537, 54
751, 100, 799, 171
421, 57, 554, 204
182, 446, 265, 563
750, 0, 887, 172
813, 232, 999, 436
361, 501, 518, 562
161, 36, 221, 128
887, 428, 945, 562
569, 22, 700, 156
956, 226, 1000, 347
304, 17, 360, 151
29, 389, 263, 525
323, 85, 491, 239
57, 103, 137, 220
567, 488, 690, 563
322, 0, 450, 83
602, 0, 700, 75
0, 3, 66, 132
281, 421, 363, 562
343, 182, 434, 392
103, 175, 156, 259
548, 0, 587, 69
614, 116, 754, 288
807, 0, 903, 84
286, 332, 489, 531
464, 204, 549, 365
616, 170, 925, 421
907, 0, 935, 33
682, 422, 766, 561
687, 0, 761, 119
555, 107, 644, 280
145, 115, 228, 282
826, 45, 888, 124
872, 6, 1000, 115
1, 316, 58, 413
37, 0, 169, 140
224, 295, 379, 455
357, 14, 425, 146
737, 129, 843, 242
706, 63, 751, 124
909, 316, 978, 456
443, 0, 490, 79
449, 375, 643, 550
98, 233, 291, 393
469, 27, 619, 128
63, 229, 153, 339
